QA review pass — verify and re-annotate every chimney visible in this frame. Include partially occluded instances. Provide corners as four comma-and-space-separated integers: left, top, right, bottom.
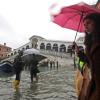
4, 43, 6, 46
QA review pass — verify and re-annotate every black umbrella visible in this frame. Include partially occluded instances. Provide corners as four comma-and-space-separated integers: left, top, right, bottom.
22, 48, 47, 63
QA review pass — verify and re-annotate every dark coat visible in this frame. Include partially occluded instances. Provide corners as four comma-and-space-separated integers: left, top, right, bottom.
13, 55, 24, 73
84, 33, 100, 100
30, 61, 40, 74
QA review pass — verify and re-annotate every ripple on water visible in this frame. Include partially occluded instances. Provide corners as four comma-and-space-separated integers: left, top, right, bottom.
0, 65, 77, 100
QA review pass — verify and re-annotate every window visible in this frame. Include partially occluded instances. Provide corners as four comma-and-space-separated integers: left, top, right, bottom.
40, 43, 45, 50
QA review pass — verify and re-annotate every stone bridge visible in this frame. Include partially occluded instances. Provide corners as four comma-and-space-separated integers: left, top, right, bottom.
1, 49, 70, 65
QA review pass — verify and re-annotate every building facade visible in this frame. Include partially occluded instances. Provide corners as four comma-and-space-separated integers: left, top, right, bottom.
7, 35, 73, 56
0, 43, 12, 60
7, 35, 84, 58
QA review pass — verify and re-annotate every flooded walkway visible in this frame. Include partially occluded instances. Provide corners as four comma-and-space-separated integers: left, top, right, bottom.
0, 58, 77, 100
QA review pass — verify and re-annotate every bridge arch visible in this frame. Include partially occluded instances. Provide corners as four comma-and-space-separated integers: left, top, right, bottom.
59, 44, 66, 52
46, 43, 51, 50
40, 43, 45, 50
53, 43, 58, 52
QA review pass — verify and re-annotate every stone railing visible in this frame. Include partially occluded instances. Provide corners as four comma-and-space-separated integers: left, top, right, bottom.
1, 49, 69, 62
39, 50, 69, 58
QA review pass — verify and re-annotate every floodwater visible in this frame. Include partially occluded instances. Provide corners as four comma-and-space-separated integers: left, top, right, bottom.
0, 59, 77, 100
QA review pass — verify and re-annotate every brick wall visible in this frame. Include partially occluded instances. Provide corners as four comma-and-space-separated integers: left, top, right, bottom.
0, 43, 12, 60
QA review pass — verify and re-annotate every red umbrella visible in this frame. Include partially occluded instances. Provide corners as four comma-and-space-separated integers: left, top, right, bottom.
52, 2, 100, 40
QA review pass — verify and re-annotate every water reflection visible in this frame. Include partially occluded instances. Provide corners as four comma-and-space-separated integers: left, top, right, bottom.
13, 89, 21, 100
30, 82, 38, 93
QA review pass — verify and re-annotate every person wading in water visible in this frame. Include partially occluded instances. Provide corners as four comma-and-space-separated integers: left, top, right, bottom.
30, 58, 40, 83
13, 51, 24, 89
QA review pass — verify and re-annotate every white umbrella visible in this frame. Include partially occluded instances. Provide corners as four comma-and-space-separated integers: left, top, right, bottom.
23, 48, 40, 55
22, 48, 47, 62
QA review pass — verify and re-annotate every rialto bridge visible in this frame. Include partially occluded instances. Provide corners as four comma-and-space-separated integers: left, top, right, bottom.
2, 35, 84, 62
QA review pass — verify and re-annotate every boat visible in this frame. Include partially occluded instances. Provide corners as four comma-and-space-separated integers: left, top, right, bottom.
0, 61, 15, 78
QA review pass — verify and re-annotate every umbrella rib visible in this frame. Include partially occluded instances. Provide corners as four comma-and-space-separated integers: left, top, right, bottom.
64, 6, 98, 15
62, 13, 81, 27
62, 6, 91, 28
62, 8, 83, 15
63, 5, 97, 15
71, 8, 85, 15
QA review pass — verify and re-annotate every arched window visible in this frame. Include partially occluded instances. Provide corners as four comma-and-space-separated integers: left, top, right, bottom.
59, 44, 66, 52
53, 43, 58, 52
40, 43, 45, 50
46, 43, 51, 50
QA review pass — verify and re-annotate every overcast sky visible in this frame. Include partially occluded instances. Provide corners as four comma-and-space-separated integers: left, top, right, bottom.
0, 0, 97, 49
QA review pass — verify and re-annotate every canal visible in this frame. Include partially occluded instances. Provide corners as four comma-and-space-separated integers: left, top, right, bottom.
0, 58, 77, 100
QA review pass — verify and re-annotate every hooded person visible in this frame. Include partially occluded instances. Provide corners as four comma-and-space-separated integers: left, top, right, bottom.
12, 51, 24, 89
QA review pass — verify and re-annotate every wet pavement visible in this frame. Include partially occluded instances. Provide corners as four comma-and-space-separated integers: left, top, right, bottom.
0, 58, 77, 100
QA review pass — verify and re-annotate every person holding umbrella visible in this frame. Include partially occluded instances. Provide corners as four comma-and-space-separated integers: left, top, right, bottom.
79, 13, 100, 100
22, 48, 46, 83
12, 51, 24, 89
52, 2, 100, 99
30, 55, 40, 83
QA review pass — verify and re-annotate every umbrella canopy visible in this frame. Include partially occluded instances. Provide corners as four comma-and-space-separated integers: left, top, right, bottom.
53, 2, 100, 39
22, 48, 47, 63
23, 48, 40, 55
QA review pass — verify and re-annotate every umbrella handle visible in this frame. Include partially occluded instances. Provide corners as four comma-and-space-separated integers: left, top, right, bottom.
74, 31, 78, 42
74, 13, 83, 42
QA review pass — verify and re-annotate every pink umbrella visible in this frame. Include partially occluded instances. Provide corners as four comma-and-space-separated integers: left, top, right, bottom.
52, 2, 100, 40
